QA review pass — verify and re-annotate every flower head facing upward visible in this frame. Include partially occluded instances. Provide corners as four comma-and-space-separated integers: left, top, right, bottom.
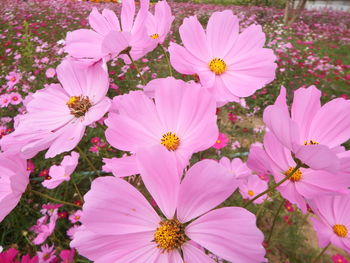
71, 146, 266, 263
168, 10, 277, 103
0, 59, 111, 159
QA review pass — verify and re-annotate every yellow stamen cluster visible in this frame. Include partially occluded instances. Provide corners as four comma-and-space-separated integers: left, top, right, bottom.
208, 58, 227, 75
333, 224, 348, 238
247, 190, 255, 197
154, 219, 186, 252
150, 33, 160, 39
160, 132, 180, 151
284, 167, 302, 182
66, 96, 92, 117
303, 140, 319, 145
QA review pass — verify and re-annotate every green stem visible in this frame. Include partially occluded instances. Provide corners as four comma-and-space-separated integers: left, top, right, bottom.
126, 52, 146, 85
76, 145, 99, 174
72, 178, 84, 202
312, 243, 330, 263
159, 44, 173, 76
267, 199, 285, 245
31, 189, 81, 208
243, 162, 302, 208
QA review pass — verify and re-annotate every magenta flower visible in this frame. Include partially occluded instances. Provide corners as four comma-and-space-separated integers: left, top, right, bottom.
248, 132, 350, 212
212, 132, 229, 149
42, 151, 79, 189
239, 174, 268, 204
168, 10, 276, 103
0, 153, 30, 222
105, 78, 218, 170
37, 244, 57, 263
0, 59, 111, 158
146, 0, 174, 44
9, 92, 22, 105
263, 86, 350, 172
69, 210, 82, 224
59, 249, 75, 263
71, 146, 266, 262
309, 194, 350, 253
332, 254, 349, 263
0, 248, 18, 262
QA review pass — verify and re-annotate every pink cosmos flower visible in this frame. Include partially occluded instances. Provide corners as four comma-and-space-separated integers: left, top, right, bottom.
9, 92, 22, 105
248, 132, 350, 212
168, 10, 276, 103
0, 248, 18, 262
239, 174, 268, 204
309, 194, 350, 253
42, 151, 79, 189
69, 210, 82, 224
0, 59, 111, 159
66, 0, 154, 63
332, 254, 349, 263
146, 0, 174, 44
17, 254, 39, 263
0, 153, 30, 222
263, 86, 350, 172
6, 71, 21, 87
71, 146, 266, 262
0, 94, 11, 108
59, 249, 75, 263
37, 244, 57, 263
30, 209, 58, 245
105, 78, 218, 171
218, 156, 252, 182
212, 132, 229, 149
45, 68, 56, 78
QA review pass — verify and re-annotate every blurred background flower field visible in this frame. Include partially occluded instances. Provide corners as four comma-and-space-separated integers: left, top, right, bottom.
0, 0, 350, 262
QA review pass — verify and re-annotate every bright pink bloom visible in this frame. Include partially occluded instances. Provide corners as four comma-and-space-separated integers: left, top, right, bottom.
309, 194, 350, 253
105, 78, 218, 171
239, 174, 268, 204
26, 159, 35, 173
9, 92, 22, 105
263, 86, 350, 172
212, 132, 229, 149
0, 94, 11, 108
332, 254, 349, 263
59, 249, 75, 263
0, 59, 111, 159
71, 146, 266, 262
146, 1, 174, 44
168, 10, 276, 103
69, 210, 82, 224
248, 132, 350, 212
0, 153, 30, 222
42, 151, 79, 189
0, 248, 18, 262
45, 68, 56, 78
17, 254, 38, 263
36, 245, 57, 263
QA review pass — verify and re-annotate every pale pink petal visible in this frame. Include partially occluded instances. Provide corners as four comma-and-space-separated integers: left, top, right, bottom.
179, 16, 210, 62
82, 97, 111, 126
102, 31, 131, 59
308, 98, 350, 147
177, 160, 238, 223
247, 144, 272, 175
103, 155, 139, 177
182, 242, 215, 263
89, 8, 112, 36
168, 42, 201, 75
206, 10, 239, 58
136, 145, 180, 219
291, 86, 321, 140
186, 207, 266, 263
81, 176, 160, 235
121, 0, 136, 32
102, 9, 121, 30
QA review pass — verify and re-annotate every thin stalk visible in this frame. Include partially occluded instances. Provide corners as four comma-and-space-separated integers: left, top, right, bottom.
244, 162, 302, 208
267, 199, 285, 245
312, 243, 331, 263
126, 52, 146, 85
159, 44, 173, 76
72, 178, 83, 202
76, 145, 99, 174
31, 189, 81, 208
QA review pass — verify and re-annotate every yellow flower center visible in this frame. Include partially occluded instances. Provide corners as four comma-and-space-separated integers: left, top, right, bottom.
150, 33, 159, 39
160, 132, 180, 151
333, 224, 348, 238
154, 219, 186, 252
284, 167, 302, 182
66, 96, 92, 117
303, 140, 319, 145
248, 190, 255, 197
208, 58, 227, 75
